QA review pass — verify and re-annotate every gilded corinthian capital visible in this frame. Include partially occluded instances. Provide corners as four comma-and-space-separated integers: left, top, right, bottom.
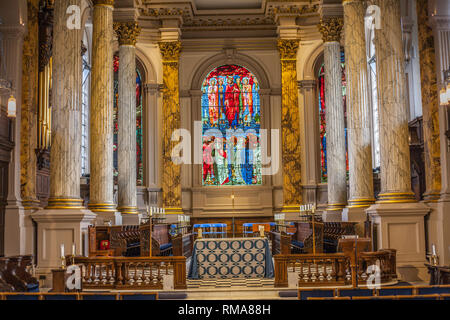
277, 39, 299, 60
158, 41, 182, 62
113, 22, 141, 46
93, 0, 114, 6
318, 18, 344, 42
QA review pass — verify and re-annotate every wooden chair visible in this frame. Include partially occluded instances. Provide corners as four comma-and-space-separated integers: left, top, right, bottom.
298, 288, 336, 300
79, 292, 119, 300
337, 287, 376, 297
307, 296, 351, 300
396, 294, 440, 300
119, 292, 158, 300
42, 292, 80, 300
352, 295, 397, 300
377, 285, 415, 296
415, 284, 450, 295
0, 292, 42, 300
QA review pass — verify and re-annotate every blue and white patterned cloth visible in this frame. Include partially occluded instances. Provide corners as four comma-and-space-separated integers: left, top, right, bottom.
188, 237, 274, 279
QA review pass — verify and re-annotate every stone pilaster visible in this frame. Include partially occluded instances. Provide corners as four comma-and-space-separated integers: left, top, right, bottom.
31, 0, 95, 279
20, 0, 40, 210
159, 41, 183, 214
277, 39, 302, 214
114, 22, 141, 223
318, 17, 347, 219
88, 0, 119, 223
341, 0, 375, 229
416, 0, 441, 202
366, 0, 429, 282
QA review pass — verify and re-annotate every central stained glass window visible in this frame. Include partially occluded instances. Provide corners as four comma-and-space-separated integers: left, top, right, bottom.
201, 65, 262, 186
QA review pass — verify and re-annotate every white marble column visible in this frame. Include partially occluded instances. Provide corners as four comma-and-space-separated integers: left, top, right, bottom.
366, 0, 430, 282
31, 0, 95, 280
318, 18, 347, 220
342, 0, 375, 227
114, 22, 141, 224
88, 0, 119, 224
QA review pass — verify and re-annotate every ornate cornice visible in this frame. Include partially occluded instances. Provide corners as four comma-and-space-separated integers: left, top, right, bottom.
318, 17, 343, 43
113, 22, 141, 46
277, 39, 299, 60
140, 7, 185, 17
158, 41, 182, 62
93, 0, 114, 7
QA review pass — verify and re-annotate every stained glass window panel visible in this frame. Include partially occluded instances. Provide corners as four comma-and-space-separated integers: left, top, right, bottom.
201, 65, 262, 186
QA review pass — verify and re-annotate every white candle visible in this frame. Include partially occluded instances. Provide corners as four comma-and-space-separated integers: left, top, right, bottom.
72, 243, 76, 255
60, 244, 65, 258
432, 244, 436, 255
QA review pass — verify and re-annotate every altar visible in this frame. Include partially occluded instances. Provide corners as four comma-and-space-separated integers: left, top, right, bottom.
188, 237, 274, 279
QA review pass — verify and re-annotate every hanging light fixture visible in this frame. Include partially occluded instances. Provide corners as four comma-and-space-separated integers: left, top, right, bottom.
7, 94, 16, 118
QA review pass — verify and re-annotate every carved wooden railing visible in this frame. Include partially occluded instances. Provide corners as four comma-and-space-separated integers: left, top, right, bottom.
274, 250, 397, 288
69, 256, 186, 290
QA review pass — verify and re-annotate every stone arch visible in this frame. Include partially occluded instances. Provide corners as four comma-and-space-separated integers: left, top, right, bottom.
190, 51, 271, 90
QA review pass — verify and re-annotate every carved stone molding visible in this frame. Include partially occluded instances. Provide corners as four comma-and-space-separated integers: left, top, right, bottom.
113, 22, 141, 46
318, 17, 343, 42
158, 41, 182, 62
298, 79, 316, 91
93, 0, 114, 7
277, 39, 299, 60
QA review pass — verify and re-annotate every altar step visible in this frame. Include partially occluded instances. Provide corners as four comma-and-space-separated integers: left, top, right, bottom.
185, 287, 293, 300
187, 277, 274, 289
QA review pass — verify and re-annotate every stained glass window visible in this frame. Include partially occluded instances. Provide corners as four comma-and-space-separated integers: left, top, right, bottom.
201, 65, 262, 186
81, 48, 90, 176
113, 54, 144, 186
318, 51, 348, 183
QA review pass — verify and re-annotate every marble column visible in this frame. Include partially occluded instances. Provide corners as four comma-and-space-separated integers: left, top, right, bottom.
277, 39, 302, 215
88, 0, 118, 223
20, 0, 40, 210
416, 0, 441, 202
1, 19, 27, 256
342, 0, 375, 226
366, 0, 429, 282
318, 18, 347, 219
113, 22, 141, 223
31, 0, 95, 279
159, 41, 183, 214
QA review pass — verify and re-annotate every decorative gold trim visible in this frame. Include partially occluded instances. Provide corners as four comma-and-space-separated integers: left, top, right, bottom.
113, 22, 141, 46
281, 205, 301, 213
117, 206, 139, 214
376, 192, 417, 203
93, 0, 114, 7
347, 198, 376, 207
277, 39, 299, 60
88, 203, 117, 213
318, 18, 343, 43
163, 207, 184, 214
46, 198, 85, 209
326, 203, 346, 211
158, 41, 182, 62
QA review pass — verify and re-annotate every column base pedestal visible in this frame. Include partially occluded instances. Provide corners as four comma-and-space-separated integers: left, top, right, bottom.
4, 201, 36, 256
122, 213, 142, 225
366, 202, 430, 282
342, 206, 369, 236
31, 208, 97, 285
322, 209, 343, 222
95, 211, 122, 226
